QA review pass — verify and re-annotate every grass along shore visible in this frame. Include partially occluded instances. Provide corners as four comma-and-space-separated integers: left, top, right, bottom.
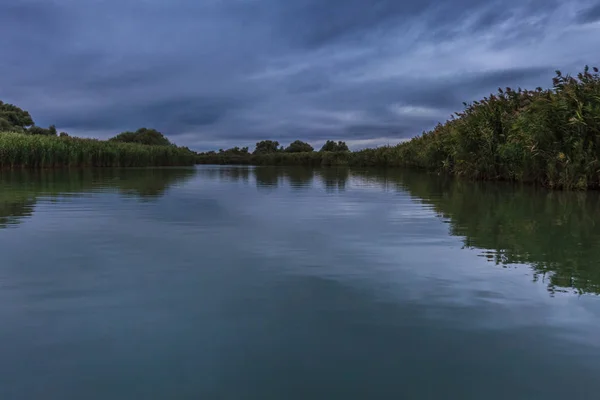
0, 132, 196, 168
198, 66, 600, 190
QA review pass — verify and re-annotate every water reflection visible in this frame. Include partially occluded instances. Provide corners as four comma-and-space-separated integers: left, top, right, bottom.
0, 168, 196, 228
0, 198, 36, 228
357, 169, 600, 296
286, 167, 315, 190
317, 168, 349, 192
3, 166, 600, 296
254, 167, 281, 190
196, 166, 600, 295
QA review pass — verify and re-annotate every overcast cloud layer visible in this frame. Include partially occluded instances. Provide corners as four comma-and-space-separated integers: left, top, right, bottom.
2, 0, 600, 150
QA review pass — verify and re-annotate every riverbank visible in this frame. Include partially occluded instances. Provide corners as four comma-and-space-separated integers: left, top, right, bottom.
0, 132, 196, 168
197, 67, 600, 190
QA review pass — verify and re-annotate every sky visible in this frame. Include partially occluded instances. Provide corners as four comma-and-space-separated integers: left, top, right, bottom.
1, 0, 600, 151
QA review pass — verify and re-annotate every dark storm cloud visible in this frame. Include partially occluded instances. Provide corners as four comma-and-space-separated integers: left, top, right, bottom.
576, 3, 600, 24
0, 2, 60, 28
274, 0, 489, 48
0, 0, 598, 151
53, 96, 242, 133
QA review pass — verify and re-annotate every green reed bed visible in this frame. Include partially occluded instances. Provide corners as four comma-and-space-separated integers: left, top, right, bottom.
349, 67, 600, 189
0, 132, 196, 168
381, 67, 600, 189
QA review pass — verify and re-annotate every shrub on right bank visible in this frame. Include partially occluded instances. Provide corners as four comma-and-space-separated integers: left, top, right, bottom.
385, 66, 600, 189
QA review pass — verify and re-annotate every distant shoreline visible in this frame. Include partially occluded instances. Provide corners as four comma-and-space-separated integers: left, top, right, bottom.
197, 66, 600, 190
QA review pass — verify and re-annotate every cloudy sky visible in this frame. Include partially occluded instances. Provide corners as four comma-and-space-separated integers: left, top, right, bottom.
1, 0, 600, 151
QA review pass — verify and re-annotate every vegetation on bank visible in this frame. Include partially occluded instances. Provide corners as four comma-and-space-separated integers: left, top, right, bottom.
198, 66, 600, 189
109, 128, 174, 146
0, 132, 196, 168
197, 139, 352, 166
1, 102, 195, 168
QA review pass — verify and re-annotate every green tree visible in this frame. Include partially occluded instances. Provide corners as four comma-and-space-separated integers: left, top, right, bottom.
320, 140, 349, 152
221, 146, 249, 155
253, 140, 280, 154
0, 118, 12, 131
285, 140, 314, 153
109, 128, 172, 146
28, 124, 57, 136
0, 101, 34, 132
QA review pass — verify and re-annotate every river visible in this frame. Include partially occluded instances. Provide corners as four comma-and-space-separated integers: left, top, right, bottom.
1, 166, 599, 399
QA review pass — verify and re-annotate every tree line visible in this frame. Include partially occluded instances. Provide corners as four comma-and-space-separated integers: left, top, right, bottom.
200, 139, 349, 156
0, 101, 195, 168
2, 100, 347, 154
1, 100, 177, 147
5, 64, 600, 188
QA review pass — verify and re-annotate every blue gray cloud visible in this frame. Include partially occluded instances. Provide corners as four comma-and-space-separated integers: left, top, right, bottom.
1, 0, 599, 150
577, 2, 600, 24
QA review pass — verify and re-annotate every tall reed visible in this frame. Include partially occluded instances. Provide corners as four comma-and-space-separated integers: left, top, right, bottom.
0, 132, 196, 168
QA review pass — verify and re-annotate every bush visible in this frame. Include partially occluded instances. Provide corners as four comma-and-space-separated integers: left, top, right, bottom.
386, 66, 600, 189
109, 128, 172, 146
253, 140, 280, 154
285, 140, 314, 153
320, 140, 349, 152
28, 124, 57, 136
0, 101, 34, 132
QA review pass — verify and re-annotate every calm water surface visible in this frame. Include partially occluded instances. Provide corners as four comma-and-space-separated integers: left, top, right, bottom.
1, 166, 599, 399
